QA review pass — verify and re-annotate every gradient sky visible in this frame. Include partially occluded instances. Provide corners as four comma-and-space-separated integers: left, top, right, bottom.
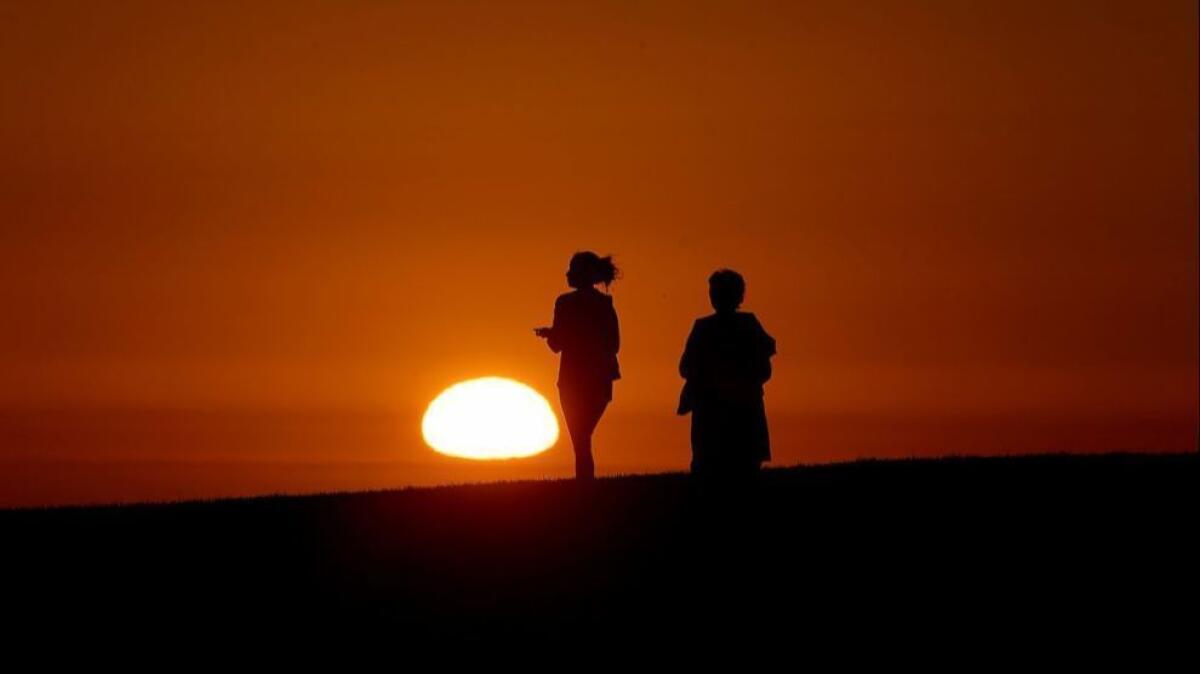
1, 1, 1196, 506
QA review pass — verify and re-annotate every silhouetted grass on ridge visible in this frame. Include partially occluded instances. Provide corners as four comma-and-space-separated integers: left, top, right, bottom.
0, 451, 1193, 644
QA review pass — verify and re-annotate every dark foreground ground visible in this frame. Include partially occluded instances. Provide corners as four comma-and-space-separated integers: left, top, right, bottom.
2, 453, 1196, 653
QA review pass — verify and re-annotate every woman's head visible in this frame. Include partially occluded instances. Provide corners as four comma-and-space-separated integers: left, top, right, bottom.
566, 251, 619, 290
708, 269, 745, 313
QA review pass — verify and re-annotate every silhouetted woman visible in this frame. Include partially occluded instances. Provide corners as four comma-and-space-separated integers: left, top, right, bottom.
535, 252, 621, 481
678, 269, 776, 479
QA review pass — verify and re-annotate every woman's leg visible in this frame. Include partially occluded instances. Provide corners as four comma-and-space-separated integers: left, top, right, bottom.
561, 392, 608, 481
572, 422, 595, 482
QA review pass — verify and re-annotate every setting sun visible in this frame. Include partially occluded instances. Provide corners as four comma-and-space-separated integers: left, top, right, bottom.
422, 377, 559, 460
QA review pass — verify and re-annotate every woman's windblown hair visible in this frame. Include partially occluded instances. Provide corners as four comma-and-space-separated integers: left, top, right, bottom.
569, 251, 620, 289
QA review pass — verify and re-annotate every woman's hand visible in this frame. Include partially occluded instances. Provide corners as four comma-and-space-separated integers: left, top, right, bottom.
533, 327, 552, 339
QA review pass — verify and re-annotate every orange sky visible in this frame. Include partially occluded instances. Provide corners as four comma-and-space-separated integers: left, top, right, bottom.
1, 1, 1196, 506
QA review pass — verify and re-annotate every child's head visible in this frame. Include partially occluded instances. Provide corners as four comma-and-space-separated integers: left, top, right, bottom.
566, 251, 619, 290
708, 269, 745, 313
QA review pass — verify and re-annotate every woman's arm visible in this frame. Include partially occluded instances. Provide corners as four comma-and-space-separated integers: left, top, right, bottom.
545, 296, 565, 353
607, 299, 620, 355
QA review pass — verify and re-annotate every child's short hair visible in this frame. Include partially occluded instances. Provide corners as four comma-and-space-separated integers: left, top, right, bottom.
708, 269, 745, 312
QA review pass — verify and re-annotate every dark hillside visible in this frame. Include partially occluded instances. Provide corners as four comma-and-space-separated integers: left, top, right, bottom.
2, 453, 1194, 650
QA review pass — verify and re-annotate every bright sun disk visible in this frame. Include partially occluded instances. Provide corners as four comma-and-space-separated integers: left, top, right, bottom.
422, 377, 559, 460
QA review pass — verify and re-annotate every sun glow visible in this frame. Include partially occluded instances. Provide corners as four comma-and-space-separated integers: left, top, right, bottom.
422, 377, 559, 460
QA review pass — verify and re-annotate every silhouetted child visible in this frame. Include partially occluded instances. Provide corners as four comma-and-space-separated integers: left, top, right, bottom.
678, 269, 776, 480
535, 252, 621, 481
